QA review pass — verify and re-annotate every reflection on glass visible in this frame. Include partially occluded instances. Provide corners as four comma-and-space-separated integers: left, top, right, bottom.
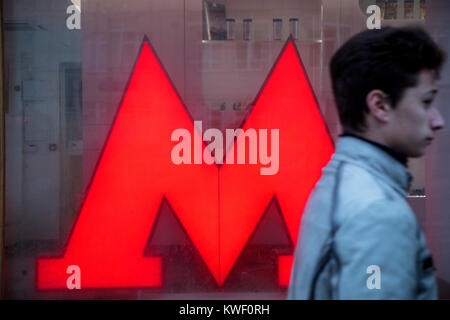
203, 0, 226, 40
273, 18, 282, 40
405, 0, 414, 19
243, 18, 252, 41
420, 0, 426, 19
289, 18, 299, 39
226, 18, 236, 40
375, 0, 426, 20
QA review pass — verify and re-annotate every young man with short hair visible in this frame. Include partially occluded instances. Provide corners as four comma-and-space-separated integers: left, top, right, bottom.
288, 26, 446, 299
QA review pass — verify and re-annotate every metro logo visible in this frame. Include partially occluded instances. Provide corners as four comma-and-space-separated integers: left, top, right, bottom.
36, 37, 334, 289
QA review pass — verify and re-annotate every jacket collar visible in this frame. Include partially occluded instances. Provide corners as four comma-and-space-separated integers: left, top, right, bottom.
333, 136, 412, 195
340, 133, 408, 166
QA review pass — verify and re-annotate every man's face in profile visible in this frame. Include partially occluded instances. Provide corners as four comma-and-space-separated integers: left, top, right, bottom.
388, 70, 445, 157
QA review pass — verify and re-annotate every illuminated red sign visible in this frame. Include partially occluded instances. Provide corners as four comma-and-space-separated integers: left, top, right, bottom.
37, 37, 334, 290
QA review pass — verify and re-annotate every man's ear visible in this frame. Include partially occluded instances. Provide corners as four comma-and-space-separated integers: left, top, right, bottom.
366, 89, 391, 123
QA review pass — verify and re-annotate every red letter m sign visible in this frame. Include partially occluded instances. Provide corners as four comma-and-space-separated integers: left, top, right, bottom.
37, 37, 333, 289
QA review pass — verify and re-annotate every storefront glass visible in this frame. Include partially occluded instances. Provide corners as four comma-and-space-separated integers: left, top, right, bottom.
2, 0, 435, 299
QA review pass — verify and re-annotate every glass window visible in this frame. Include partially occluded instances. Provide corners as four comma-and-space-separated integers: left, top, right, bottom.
2, 0, 433, 299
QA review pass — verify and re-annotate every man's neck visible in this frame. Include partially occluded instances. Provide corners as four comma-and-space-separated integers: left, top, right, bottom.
340, 132, 408, 166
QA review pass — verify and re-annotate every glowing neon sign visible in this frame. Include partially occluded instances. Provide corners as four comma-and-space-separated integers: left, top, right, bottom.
37, 37, 334, 289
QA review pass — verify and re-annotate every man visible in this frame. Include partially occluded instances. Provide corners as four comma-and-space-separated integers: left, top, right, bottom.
288, 26, 446, 299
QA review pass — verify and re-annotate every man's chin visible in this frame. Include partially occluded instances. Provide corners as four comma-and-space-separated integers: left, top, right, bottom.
407, 148, 427, 158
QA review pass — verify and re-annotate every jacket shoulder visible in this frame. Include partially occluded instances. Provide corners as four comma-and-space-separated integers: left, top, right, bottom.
334, 162, 413, 225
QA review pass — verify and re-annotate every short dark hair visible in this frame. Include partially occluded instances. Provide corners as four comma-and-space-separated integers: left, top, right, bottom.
330, 26, 446, 133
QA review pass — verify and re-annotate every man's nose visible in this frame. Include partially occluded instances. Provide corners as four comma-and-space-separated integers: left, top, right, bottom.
430, 107, 445, 131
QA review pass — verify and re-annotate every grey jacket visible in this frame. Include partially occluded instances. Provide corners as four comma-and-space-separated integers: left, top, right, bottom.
288, 136, 437, 299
